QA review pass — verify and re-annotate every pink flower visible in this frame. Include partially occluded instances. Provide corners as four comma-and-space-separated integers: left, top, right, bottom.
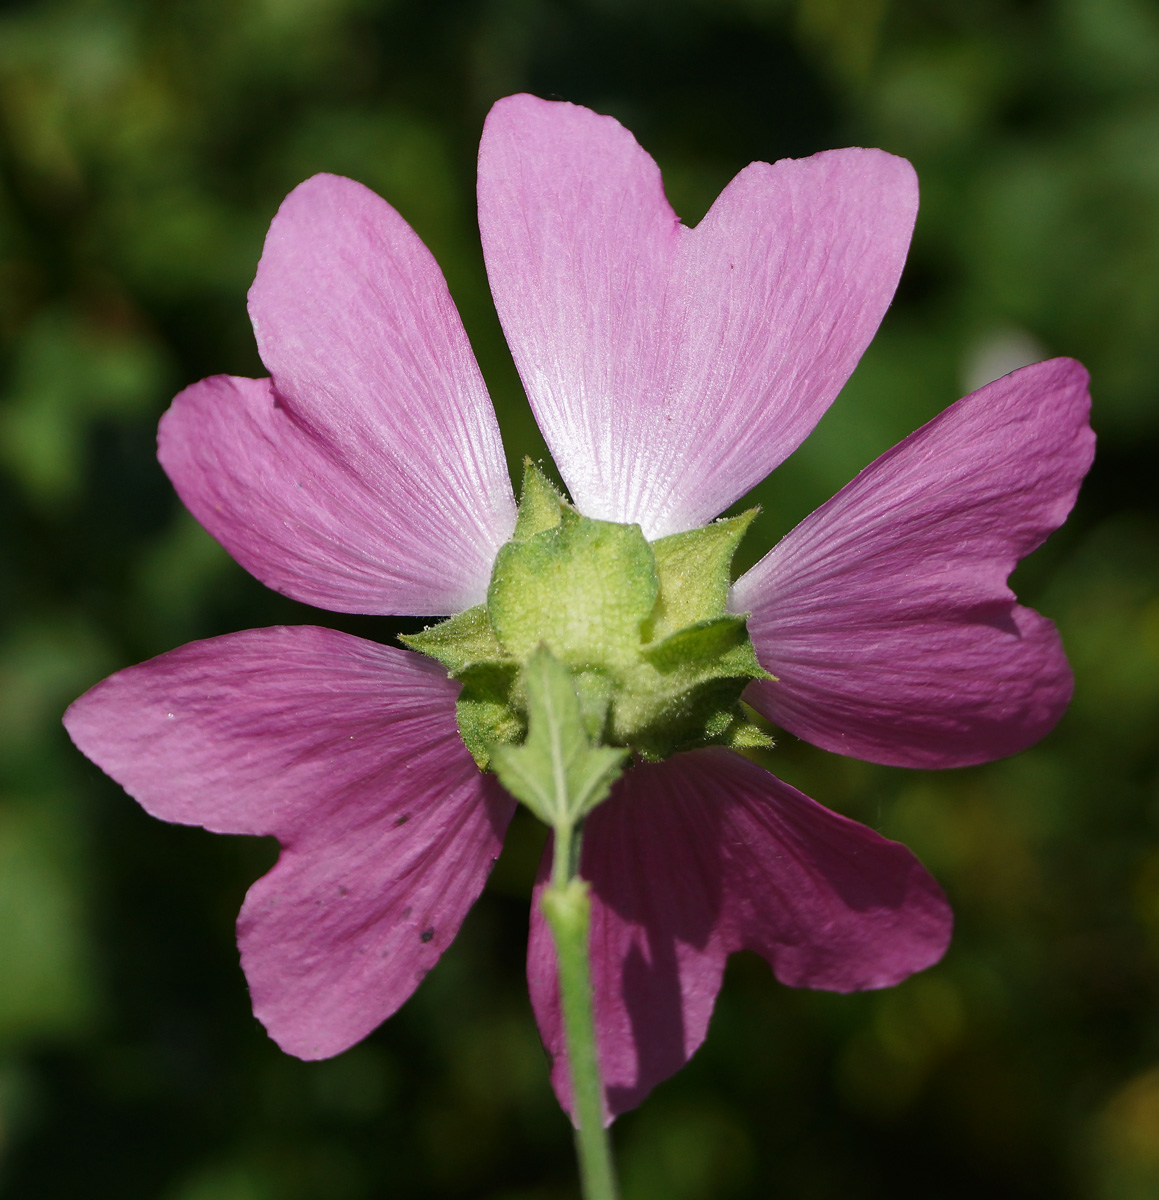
64, 94, 1094, 1119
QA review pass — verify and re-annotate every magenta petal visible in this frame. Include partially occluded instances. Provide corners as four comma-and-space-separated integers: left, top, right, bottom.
164, 174, 516, 616
527, 749, 949, 1120
735, 358, 1096, 768
478, 94, 916, 537
64, 628, 515, 1058
527, 768, 727, 1123
704, 751, 951, 991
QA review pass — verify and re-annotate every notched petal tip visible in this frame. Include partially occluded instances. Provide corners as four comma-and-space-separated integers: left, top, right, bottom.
64, 629, 517, 1061
738, 356, 1095, 769
217, 167, 517, 614
480, 96, 920, 537
526, 749, 950, 1121
157, 372, 510, 617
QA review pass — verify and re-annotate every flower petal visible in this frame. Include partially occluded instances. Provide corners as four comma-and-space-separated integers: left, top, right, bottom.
706, 751, 951, 992
478, 94, 916, 537
527, 748, 949, 1120
734, 358, 1095, 768
163, 173, 516, 616
159, 375, 492, 615
64, 627, 515, 1058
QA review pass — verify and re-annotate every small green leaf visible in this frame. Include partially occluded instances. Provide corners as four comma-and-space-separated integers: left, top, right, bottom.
489, 515, 658, 670
399, 605, 506, 674
641, 614, 752, 671
625, 681, 752, 759
572, 669, 614, 742
489, 649, 628, 828
513, 458, 568, 541
648, 509, 758, 638
713, 637, 773, 683
725, 720, 775, 750
454, 660, 523, 769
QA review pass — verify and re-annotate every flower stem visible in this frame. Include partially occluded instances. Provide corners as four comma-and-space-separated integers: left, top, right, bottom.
542, 837, 620, 1200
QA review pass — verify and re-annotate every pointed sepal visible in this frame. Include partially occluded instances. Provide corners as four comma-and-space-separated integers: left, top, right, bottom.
490, 648, 629, 827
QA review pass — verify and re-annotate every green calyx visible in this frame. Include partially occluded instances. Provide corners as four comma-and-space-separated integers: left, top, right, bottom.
401, 460, 773, 781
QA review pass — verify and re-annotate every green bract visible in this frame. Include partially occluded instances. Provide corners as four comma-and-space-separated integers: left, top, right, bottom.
488, 649, 629, 830
401, 462, 773, 783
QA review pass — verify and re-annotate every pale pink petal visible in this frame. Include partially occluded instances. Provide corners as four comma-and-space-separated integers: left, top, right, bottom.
160, 375, 497, 615
163, 173, 516, 617
478, 94, 916, 538
734, 358, 1095, 768
528, 748, 949, 1120
64, 628, 515, 1058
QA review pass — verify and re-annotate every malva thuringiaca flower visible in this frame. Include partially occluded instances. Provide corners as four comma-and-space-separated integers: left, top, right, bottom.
64, 94, 1094, 1121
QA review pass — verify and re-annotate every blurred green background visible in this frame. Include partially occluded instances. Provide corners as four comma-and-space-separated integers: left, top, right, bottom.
1, 0, 1157, 1196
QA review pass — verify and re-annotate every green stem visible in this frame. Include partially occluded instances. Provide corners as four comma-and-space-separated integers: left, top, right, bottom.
542, 837, 620, 1200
